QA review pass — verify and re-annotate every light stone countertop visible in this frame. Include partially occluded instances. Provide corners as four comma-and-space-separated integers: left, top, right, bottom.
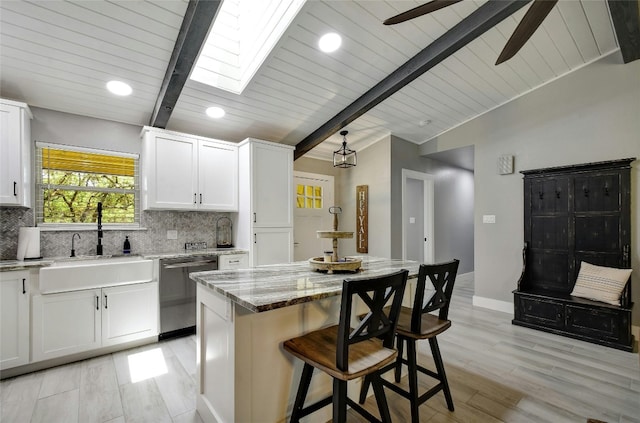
189, 256, 420, 313
0, 248, 248, 271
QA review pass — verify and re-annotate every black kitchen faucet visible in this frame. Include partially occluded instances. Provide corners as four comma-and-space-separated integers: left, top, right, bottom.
96, 202, 103, 255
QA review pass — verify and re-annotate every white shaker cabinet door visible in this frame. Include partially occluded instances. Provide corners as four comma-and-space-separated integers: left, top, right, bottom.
252, 143, 293, 227
0, 101, 31, 207
102, 282, 158, 347
32, 289, 101, 362
198, 140, 238, 211
0, 270, 30, 370
252, 228, 293, 266
144, 132, 197, 210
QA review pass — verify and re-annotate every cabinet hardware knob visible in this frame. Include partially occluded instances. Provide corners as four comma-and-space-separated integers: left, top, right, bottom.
13, 181, 17, 196
104, 294, 108, 309
22, 278, 26, 294
96, 296, 99, 310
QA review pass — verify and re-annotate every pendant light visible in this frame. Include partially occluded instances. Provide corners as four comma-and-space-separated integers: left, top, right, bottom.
333, 130, 356, 168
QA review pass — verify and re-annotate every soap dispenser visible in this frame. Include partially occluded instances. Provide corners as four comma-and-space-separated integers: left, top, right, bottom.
123, 236, 131, 254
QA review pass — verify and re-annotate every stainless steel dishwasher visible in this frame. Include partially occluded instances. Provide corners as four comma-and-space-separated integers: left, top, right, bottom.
159, 255, 218, 340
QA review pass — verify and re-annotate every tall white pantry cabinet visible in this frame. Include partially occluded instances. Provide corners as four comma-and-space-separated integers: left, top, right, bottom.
236, 139, 294, 266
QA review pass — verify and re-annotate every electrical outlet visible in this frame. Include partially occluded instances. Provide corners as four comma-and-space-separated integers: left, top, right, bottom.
483, 215, 496, 224
167, 230, 178, 240
409, 217, 415, 224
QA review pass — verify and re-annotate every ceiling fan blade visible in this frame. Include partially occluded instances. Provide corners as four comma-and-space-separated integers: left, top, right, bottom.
495, 0, 558, 65
384, 0, 463, 25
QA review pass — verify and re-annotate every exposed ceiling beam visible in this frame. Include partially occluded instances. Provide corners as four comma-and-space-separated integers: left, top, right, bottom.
294, 0, 530, 160
607, 0, 640, 64
149, 0, 222, 128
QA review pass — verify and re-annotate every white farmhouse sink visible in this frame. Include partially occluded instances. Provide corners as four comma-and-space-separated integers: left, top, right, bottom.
40, 255, 154, 293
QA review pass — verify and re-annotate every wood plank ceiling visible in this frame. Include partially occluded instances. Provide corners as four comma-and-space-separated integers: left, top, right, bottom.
0, 1, 622, 162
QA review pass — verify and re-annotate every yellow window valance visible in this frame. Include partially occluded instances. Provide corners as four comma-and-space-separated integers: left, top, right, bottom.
41, 148, 134, 177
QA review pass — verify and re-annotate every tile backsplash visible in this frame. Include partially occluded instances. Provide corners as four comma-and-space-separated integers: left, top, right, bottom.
0, 207, 232, 260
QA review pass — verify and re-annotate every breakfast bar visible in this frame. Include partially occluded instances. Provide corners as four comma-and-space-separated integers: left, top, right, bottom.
190, 257, 420, 423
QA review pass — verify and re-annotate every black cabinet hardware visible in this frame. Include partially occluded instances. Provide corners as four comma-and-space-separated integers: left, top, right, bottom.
13, 181, 17, 196
96, 296, 99, 310
22, 278, 26, 294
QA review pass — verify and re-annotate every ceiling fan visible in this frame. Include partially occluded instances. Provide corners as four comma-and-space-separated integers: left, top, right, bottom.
384, 0, 558, 65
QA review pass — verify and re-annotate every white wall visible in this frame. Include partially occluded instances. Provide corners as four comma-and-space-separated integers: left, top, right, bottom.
31, 107, 141, 154
426, 51, 640, 323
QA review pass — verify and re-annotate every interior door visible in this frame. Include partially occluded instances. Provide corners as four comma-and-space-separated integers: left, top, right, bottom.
402, 170, 434, 263
293, 172, 334, 261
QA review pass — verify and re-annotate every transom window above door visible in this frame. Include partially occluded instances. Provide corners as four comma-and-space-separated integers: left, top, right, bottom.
296, 184, 323, 209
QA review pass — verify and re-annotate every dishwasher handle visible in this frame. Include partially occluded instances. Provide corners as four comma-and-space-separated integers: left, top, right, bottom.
162, 259, 218, 269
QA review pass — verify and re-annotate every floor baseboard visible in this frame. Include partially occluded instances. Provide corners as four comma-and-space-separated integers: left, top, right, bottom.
472, 295, 512, 314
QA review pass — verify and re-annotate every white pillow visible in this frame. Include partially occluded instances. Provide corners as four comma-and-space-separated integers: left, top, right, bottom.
570, 262, 632, 306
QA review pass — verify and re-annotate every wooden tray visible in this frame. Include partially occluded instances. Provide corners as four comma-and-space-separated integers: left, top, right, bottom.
309, 257, 362, 273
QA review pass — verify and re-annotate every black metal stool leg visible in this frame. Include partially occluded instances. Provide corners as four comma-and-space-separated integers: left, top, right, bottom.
406, 339, 420, 423
429, 337, 454, 411
333, 378, 348, 423
358, 374, 372, 404
290, 363, 313, 423
394, 336, 404, 383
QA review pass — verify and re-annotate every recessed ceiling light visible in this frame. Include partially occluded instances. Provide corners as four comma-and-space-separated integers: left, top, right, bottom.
318, 33, 342, 53
106, 80, 132, 96
206, 106, 226, 118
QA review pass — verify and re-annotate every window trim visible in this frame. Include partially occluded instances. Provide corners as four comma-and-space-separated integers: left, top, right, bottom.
35, 142, 141, 228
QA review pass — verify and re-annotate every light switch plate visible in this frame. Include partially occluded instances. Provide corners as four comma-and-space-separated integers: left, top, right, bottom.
167, 230, 178, 240
483, 215, 496, 224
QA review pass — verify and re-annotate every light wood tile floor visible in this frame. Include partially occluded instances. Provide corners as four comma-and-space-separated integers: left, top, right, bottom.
1, 273, 638, 423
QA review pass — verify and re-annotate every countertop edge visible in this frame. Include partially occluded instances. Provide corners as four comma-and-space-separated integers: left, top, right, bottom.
0, 249, 249, 271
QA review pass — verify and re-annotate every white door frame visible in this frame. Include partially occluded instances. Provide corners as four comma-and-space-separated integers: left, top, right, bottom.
401, 169, 435, 262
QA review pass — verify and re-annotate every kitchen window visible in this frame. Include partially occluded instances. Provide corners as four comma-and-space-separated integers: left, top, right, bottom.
35, 143, 140, 227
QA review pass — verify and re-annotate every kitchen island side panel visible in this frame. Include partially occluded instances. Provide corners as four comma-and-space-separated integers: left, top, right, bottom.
197, 285, 365, 423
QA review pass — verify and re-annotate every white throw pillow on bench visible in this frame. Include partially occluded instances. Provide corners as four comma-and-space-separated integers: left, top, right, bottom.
570, 262, 632, 306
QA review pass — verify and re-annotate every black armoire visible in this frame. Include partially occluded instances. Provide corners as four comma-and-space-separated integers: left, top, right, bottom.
513, 158, 635, 351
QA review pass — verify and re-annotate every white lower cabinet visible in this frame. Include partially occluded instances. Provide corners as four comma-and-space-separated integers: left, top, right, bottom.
218, 253, 249, 270
0, 271, 30, 370
253, 228, 293, 266
32, 289, 101, 362
102, 283, 158, 347
32, 282, 158, 361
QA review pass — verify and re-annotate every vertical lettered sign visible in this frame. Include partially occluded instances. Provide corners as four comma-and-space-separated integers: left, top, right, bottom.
356, 185, 368, 253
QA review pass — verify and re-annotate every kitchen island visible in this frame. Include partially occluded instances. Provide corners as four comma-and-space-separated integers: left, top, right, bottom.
190, 257, 420, 423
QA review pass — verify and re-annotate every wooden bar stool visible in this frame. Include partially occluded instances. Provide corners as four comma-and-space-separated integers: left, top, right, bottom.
359, 259, 460, 423
283, 269, 409, 423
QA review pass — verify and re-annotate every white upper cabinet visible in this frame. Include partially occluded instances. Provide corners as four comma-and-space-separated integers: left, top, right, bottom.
251, 142, 294, 227
141, 127, 238, 211
198, 140, 238, 211
0, 99, 32, 207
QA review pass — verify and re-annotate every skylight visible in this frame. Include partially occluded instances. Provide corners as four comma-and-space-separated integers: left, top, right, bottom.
190, 0, 306, 95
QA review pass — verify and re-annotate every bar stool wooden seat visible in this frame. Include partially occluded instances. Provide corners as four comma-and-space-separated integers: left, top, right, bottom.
359, 259, 460, 423
283, 269, 409, 423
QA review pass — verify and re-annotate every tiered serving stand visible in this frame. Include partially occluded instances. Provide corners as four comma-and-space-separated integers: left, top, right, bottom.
308, 207, 361, 273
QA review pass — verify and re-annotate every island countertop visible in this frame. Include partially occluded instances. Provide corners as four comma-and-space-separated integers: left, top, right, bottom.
190, 256, 420, 313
